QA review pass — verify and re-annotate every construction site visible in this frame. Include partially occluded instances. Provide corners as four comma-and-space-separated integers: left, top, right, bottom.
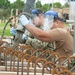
0, 0, 75, 75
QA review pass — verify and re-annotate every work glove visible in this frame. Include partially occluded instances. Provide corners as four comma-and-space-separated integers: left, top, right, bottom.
22, 33, 28, 41
19, 15, 29, 26
10, 27, 17, 36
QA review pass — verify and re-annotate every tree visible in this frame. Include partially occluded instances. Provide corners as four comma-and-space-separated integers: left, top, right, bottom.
63, 0, 70, 8
10, 0, 24, 11
0, 0, 10, 9
0, 0, 11, 19
41, 3, 52, 12
35, 1, 42, 8
63, 2, 69, 7
54, 2, 62, 8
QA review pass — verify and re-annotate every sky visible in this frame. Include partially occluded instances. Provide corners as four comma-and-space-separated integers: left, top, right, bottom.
8, 0, 66, 5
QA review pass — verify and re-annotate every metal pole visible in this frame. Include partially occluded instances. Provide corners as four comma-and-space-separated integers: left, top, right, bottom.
52, 0, 54, 10
69, 0, 75, 54
73, 19, 75, 54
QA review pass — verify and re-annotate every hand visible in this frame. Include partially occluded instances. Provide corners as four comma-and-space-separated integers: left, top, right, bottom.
19, 15, 29, 26
22, 34, 28, 41
10, 27, 17, 36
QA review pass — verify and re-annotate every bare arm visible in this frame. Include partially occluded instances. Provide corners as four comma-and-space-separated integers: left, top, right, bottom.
25, 24, 52, 42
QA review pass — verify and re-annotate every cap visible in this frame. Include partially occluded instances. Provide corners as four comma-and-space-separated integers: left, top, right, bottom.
31, 8, 44, 19
44, 10, 58, 18
31, 8, 43, 15
44, 10, 66, 22
31, 9, 39, 15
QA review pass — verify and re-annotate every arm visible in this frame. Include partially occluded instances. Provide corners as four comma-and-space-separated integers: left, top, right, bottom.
25, 24, 52, 42
26, 37, 49, 50
22, 29, 49, 49
19, 15, 52, 42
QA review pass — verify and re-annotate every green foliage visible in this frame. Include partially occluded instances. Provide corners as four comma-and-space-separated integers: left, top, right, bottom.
0, 0, 11, 19
0, 9, 10, 19
54, 2, 62, 8
63, 2, 69, 8
0, 0, 25, 19
0, 0, 69, 21
35, 1, 42, 8
11, 0, 24, 11
41, 4, 52, 12
0, 0, 10, 9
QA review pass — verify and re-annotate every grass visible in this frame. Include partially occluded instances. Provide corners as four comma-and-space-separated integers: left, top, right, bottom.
0, 23, 11, 37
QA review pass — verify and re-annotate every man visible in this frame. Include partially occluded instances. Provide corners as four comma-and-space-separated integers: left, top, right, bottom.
10, 8, 54, 50
19, 10, 73, 57
25, 8, 54, 50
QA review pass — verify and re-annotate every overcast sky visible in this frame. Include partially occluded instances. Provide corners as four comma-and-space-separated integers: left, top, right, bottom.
8, 0, 66, 5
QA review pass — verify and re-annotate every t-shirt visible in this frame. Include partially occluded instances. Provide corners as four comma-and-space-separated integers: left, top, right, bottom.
49, 28, 73, 57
